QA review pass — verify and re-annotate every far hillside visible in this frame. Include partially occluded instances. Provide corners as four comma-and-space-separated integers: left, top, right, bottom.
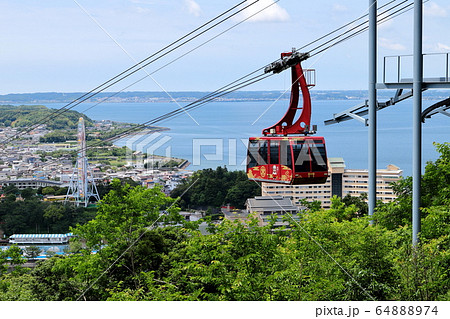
0, 105, 93, 130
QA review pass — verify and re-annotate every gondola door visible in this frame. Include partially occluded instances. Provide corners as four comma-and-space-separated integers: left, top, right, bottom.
268, 140, 280, 182
268, 139, 295, 183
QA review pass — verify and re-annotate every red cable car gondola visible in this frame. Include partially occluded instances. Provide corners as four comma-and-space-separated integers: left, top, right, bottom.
247, 51, 329, 185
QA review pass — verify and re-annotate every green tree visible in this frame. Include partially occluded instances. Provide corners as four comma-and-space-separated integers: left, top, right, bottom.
375, 142, 450, 230
0, 245, 26, 276
20, 188, 35, 200
23, 246, 42, 260
74, 179, 180, 250
1, 185, 19, 196
342, 192, 368, 216
41, 187, 56, 196
299, 198, 322, 212
374, 143, 450, 300
421, 142, 450, 207
49, 179, 185, 300
0, 105, 93, 130
39, 130, 76, 143
0, 195, 95, 236
0, 274, 39, 301
43, 203, 65, 222
224, 180, 260, 208
171, 167, 260, 209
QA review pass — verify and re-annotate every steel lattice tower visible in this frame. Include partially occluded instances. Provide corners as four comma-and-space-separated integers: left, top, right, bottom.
65, 117, 100, 207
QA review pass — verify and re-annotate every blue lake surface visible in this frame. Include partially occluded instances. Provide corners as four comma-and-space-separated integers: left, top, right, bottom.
43, 99, 449, 177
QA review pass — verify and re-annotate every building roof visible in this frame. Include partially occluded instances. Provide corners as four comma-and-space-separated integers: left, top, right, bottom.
328, 157, 346, 169
10, 233, 73, 239
0, 179, 62, 185
246, 196, 298, 213
222, 209, 249, 219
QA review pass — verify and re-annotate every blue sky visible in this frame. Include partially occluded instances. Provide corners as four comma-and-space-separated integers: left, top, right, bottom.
1, 0, 449, 94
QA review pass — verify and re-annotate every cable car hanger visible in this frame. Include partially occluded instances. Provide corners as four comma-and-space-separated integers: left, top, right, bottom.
246, 50, 329, 185
262, 50, 316, 136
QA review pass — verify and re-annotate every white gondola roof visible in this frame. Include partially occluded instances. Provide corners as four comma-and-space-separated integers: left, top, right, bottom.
9, 233, 73, 239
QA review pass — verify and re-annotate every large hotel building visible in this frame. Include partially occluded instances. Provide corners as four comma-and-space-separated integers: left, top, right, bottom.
261, 157, 403, 208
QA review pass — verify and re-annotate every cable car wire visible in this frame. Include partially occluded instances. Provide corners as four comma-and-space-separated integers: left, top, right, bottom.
15, 0, 417, 171
32, 0, 415, 165
104, 0, 417, 142
81, 1, 281, 114
115, 0, 415, 133
3, 0, 407, 146
296, 0, 401, 53
309, 0, 417, 57
1, 0, 263, 144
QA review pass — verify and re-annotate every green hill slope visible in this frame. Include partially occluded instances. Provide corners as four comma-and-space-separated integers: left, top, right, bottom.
0, 105, 93, 130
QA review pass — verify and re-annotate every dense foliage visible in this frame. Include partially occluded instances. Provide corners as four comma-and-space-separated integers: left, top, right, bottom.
0, 143, 448, 301
170, 166, 260, 209
0, 187, 95, 235
36, 145, 130, 166
0, 105, 93, 130
39, 130, 76, 143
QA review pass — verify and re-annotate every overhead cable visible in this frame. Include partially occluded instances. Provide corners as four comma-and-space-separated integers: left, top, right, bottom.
17, 1, 418, 168
1, 0, 262, 144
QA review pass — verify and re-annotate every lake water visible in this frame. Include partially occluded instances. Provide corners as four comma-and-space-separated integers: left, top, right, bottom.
44, 99, 449, 177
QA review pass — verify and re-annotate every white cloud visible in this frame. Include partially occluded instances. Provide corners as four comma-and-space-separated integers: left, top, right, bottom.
380, 37, 406, 51
424, 2, 447, 17
240, 0, 289, 23
184, 0, 201, 17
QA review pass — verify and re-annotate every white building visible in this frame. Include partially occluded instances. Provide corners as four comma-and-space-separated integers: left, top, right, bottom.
261, 158, 402, 209
0, 178, 62, 190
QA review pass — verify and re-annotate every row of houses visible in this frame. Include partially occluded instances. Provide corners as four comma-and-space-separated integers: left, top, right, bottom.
0, 169, 191, 197
0, 134, 191, 193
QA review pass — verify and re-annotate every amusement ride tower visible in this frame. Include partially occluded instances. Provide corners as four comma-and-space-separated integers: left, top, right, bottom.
65, 117, 100, 207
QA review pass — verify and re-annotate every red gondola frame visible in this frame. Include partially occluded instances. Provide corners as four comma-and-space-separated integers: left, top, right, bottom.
247, 51, 329, 185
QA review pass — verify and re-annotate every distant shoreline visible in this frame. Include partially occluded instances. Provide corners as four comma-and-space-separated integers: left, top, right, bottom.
110, 127, 171, 145
111, 126, 170, 141
1, 90, 449, 104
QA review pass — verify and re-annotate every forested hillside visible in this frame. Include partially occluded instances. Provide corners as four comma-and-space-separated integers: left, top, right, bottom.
170, 167, 260, 209
0, 105, 93, 129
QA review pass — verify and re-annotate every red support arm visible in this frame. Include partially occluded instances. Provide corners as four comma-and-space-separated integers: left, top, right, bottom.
262, 52, 312, 136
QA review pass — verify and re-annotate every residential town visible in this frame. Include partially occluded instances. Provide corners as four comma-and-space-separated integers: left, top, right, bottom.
0, 124, 193, 196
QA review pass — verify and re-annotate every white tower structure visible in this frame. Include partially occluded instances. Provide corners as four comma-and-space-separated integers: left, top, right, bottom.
65, 117, 100, 207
